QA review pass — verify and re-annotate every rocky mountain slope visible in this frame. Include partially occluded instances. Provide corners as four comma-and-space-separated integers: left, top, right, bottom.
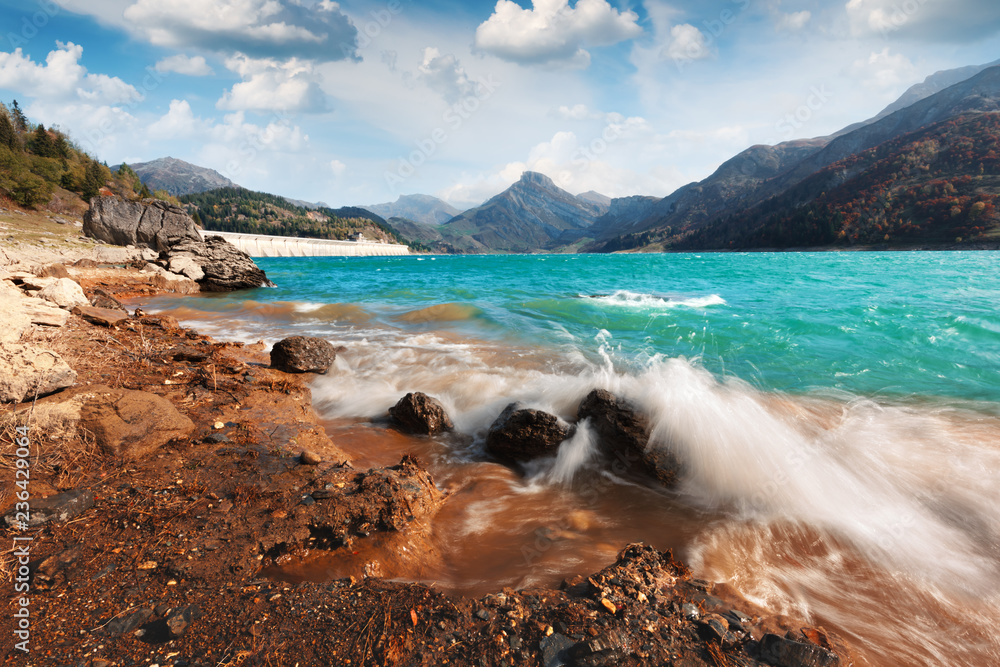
366, 194, 462, 226
124, 157, 238, 196
439, 172, 609, 252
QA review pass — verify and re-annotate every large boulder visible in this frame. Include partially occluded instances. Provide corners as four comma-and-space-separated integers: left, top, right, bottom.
83, 196, 202, 252
389, 392, 454, 435
159, 237, 274, 291
0, 343, 76, 403
486, 403, 573, 463
78, 386, 195, 459
578, 389, 681, 487
0, 296, 31, 343
37, 278, 89, 309
270, 336, 338, 374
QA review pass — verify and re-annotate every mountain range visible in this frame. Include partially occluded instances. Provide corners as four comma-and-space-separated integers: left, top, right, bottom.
125, 59, 1000, 253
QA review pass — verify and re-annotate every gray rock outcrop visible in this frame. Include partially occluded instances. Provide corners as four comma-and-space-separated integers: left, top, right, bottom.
159, 237, 274, 291
0, 343, 77, 403
83, 196, 202, 251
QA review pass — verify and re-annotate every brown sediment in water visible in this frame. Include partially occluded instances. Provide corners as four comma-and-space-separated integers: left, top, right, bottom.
0, 265, 861, 666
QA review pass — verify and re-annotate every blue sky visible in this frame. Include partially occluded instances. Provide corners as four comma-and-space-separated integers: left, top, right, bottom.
1, 0, 999, 208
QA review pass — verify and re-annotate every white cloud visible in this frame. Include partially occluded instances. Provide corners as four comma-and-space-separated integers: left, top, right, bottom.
474, 0, 642, 68
154, 54, 214, 76
121, 0, 358, 62
776, 11, 811, 32
147, 99, 205, 139
845, 0, 1000, 41
330, 159, 347, 176
418, 48, 477, 104
663, 24, 711, 63
0, 43, 140, 104
217, 55, 328, 113
851, 47, 917, 92
556, 103, 604, 120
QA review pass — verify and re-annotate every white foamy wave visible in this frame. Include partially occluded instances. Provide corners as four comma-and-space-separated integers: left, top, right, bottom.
581, 291, 726, 310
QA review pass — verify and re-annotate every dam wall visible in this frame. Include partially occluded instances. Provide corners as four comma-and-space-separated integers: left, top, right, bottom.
199, 230, 410, 258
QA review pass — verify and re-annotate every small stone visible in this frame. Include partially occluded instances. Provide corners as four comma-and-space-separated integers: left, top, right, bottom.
475, 609, 492, 622
137, 561, 157, 571
681, 602, 699, 620
300, 495, 315, 506
698, 614, 729, 643
300, 449, 322, 465
214, 421, 225, 429
600, 598, 617, 614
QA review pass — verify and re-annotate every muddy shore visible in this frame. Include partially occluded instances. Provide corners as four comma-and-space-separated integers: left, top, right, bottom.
0, 253, 856, 666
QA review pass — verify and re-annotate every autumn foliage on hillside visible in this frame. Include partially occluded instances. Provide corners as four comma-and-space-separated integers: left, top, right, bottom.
675, 113, 1000, 249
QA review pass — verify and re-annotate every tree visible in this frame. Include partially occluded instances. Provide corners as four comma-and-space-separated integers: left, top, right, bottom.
81, 159, 105, 201
139, 182, 151, 198
0, 113, 17, 151
10, 100, 27, 133
29, 124, 57, 158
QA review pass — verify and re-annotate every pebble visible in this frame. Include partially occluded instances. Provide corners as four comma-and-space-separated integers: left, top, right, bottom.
300, 449, 323, 465
600, 598, 617, 614
136, 561, 157, 571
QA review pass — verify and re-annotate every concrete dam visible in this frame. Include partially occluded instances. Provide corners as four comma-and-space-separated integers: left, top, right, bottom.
199, 230, 410, 258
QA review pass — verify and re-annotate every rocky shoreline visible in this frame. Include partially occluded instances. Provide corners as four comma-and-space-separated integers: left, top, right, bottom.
1, 237, 856, 666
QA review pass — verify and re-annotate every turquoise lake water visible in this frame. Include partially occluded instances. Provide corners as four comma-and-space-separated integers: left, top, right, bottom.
170, 251, 1000, 406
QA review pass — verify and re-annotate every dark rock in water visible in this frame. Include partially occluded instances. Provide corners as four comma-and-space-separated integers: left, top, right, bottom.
88, 288, 128, 313
486, 403, 572, 463
697, 614, 729, 642
389, 392, 454, 435
578, 389, 681, 487
758, 633, 840, 667
159, 236, 274, 291
270, 336, 338, 374
3, 489, 94, 528
83, 196, 202, 252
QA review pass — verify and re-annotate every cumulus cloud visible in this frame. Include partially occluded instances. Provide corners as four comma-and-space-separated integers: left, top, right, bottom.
474, 0, 642, 68
776, 11, 811, 32
121, 0, 359, 62
154, 54, 214, 76
663, 24, 711, 63
217, 55, 329, 113
0, 42, 140, 104
845, 0, 1000, 41
330, 159, 347, 176
418, 48, 477, 104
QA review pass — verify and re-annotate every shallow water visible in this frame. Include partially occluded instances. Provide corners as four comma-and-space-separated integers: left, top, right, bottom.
145, 251, 1000, 666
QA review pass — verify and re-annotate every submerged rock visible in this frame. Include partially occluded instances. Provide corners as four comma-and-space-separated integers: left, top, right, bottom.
758, 633, 840, 667
83, 196, 202, 251
486, 403, 573, 463
160, 236, 274, 291
578, 389, 681, 487
270, 336, 339, 374
389, 392, 454, 435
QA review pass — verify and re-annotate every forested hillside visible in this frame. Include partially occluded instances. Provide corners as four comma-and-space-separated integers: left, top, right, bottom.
631, 113, 1000, 251
179, 187, 416, 246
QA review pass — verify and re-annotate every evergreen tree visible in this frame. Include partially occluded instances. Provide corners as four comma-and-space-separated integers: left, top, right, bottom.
10, 100, 27, 133
0, 113, 17, 151
81, 159, 104, 201
30, 124, 57, 158
53, 133, 70, 158
139, 182, 151, 198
